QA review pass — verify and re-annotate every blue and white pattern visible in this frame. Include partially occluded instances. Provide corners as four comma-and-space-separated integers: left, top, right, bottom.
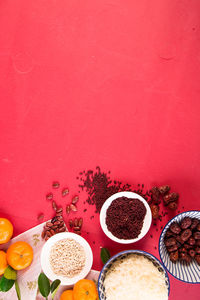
159, 210, 200, 284
98, 250, 170, 300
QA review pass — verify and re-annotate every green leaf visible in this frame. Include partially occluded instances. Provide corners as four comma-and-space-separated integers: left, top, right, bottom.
50, 279, 61, 299
100, 247, 111, 264
15, 280, 21, 300
0, 276, 15, 292
4, 266, 17, 280
38, 273, 50, 298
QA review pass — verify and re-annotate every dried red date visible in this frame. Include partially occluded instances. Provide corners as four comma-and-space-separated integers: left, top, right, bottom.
184, 243, 192, 250
163, 193, 179, 206
168, 202, 177, 210
176, 235, 184, 245
195, 255, 200, 265
197, 224, 200, 231
181, 229, 192, 242
189, 249, 196, 258
188, 237, 196, 246
150, 187, 160, 203
196, 240, 200, 246
150, 204, 159, 219
180, 217, 192, 230
195, 247, 200, 254
170, 250, 179, 262
180, 252, 191, 263
164, 237, 177, 247
158, 185, 170, 195
194, 232, 200, 240
170, 223, 181, 234
167, 245, 178, 252
190, 219, 199, 230
179, 247, 187, 253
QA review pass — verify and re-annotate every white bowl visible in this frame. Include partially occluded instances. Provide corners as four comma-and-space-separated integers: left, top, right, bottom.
100, 191, 152, 244
41, 232, 93, 286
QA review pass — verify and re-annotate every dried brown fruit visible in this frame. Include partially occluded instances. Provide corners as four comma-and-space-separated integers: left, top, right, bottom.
181, 229, 192, 242
46, 193, 53, 200
163, 193, 179, 206
180, 217, 192, 230
41, 231, 46, 239
190, 219, 199, 230
150, 204, 159, 219
188, 237, 196, 246
52, 181, 60, 189
168, 202, 177, 210
150, 187, 160, 203
74, 226, 81, 231
194, 232, 200, 240
170, 223, 181, 234
167, 245, 178, 252
180, 252, 191, 263
170, 250, 179, 262
70, 204, 77, 212
78, 218, 83, 229
62, 188, 69, 197
188, 249, 196, 258
158, 185, 170, 195
46, 222, 53, 227
69, 219, 74, 228
164, 237, 176, 247
72, 195, 79, 204
195, 255, 200, 265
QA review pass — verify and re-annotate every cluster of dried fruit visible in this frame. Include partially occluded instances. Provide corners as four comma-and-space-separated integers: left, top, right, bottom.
150, 185, 179, 219
69, 218, 83, 235
164, 217, 200, 264
66, 196, 79, 214
39, 181, 82, 240
41, 208, 67, 241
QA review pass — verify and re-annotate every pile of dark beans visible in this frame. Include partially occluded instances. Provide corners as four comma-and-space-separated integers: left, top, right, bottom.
164, 217, 200, 264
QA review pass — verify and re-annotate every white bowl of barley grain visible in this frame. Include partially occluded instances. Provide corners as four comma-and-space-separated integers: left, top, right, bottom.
41, 232, 93, 286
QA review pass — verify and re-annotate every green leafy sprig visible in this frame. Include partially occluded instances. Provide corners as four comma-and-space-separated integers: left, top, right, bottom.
0, 266, 21, 299
38, 273, 61, 300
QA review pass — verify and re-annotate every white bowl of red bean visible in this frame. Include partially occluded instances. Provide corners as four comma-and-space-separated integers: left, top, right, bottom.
100, 191, 152, 244
159, 211, 200, 283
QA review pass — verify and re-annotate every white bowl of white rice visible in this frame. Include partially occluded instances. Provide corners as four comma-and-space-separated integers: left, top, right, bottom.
41, 232, 93, 285
98, 250, 170, 300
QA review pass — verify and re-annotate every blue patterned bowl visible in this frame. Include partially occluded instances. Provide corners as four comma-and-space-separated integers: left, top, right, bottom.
98, 250, 170, 299
159, 210, 200, 284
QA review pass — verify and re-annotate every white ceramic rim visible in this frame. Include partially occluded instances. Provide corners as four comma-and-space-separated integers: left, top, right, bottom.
100, 191, 152, 244
40, 232, 93, 286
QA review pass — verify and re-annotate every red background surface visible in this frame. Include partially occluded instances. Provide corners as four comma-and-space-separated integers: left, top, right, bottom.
0, 0, 200, 299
